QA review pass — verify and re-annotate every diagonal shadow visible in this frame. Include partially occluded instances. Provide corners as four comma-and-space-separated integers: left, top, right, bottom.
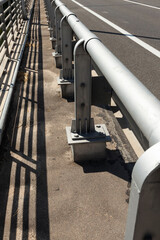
91, 29, 160, 41
0, 0, 50, 239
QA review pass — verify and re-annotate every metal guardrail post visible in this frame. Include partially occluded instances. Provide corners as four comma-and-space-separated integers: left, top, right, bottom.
50, 0, 56, 49
43, 0, 47, 14
73, 39, 92, 133
58, 16, 74, 98
45, 0, 52, 33
52, 6, 63, 68
66, 40, 110, 162
125, 142, 160, 240
44, 0, 50, 25
47, 0, 55, 39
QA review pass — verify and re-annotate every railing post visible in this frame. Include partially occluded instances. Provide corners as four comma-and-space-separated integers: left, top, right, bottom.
51, 0, 56, 49
44, 0, 56, 48
125, 142, 160, 240
52, 6, 63, 68
44, 0, 50, 25
45, 0, 52, 32
73, 39, 92, 133
66, 40, 110, 162
58, 16, 74, 98
47, 1, 54, 37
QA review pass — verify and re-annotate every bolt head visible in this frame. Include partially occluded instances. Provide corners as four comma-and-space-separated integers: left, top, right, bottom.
74, 134, 79, 137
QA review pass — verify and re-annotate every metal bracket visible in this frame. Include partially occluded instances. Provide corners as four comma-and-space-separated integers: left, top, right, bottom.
72, 39, 92, 134
66, 39, 110, 162
55, 6, 63, 54
56, 16, 74, 97
70, 122, 110, 141
60, 16, 73, 80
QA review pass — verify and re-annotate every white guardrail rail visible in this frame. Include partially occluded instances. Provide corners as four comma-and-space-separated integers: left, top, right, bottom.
0, 0, 35, 143
44, 0, 160, 239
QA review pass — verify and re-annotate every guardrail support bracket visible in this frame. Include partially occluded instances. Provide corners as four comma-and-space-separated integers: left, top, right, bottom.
49, 1, 56, 49
58, 16, 74, 98
50, 37, 56, 49
66, 40, 110, 162
52, 6, 62, 68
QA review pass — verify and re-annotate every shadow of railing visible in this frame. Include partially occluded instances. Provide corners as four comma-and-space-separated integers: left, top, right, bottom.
91, 29, 160, 41
0, 0, 50, 239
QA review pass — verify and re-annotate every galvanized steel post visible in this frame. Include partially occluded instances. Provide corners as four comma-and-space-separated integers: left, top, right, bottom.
73, 39, 92, 134
50, 0, 56, 49
46, 0, 55, 40
52, 6, 63, 68
58, 15, 74, 98
66, 40, 110, 162
44, 0, 50, 26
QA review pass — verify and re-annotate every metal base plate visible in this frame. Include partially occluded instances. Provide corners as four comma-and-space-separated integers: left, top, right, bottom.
57, 78, 73, 85
66, 124, 111, 162
50, 37, 56, 42
52, 52, 62, 68
66, 124, 111, 145
52, 52, 61, 58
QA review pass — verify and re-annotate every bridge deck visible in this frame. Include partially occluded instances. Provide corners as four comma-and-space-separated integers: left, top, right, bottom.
0, 0, 137, 239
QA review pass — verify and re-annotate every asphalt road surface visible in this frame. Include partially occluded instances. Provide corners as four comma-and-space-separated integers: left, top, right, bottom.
61, 0, 160, 100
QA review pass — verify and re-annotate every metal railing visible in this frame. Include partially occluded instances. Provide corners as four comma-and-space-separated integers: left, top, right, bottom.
44, 0, 160, 239
0, 0, 35, 143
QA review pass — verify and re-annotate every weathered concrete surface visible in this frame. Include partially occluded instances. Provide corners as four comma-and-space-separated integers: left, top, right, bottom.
0, 0, 137, 239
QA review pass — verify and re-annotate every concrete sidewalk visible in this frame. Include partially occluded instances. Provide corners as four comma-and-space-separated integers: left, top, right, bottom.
0, 0, 137, 239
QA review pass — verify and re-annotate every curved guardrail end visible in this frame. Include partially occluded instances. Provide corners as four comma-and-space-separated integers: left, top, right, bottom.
125, 142, 160, 240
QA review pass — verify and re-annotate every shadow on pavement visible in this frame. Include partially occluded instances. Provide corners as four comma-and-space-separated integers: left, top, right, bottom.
77, 150, 135, 183
91, 29, 160, 41
0, 0, 50, 239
